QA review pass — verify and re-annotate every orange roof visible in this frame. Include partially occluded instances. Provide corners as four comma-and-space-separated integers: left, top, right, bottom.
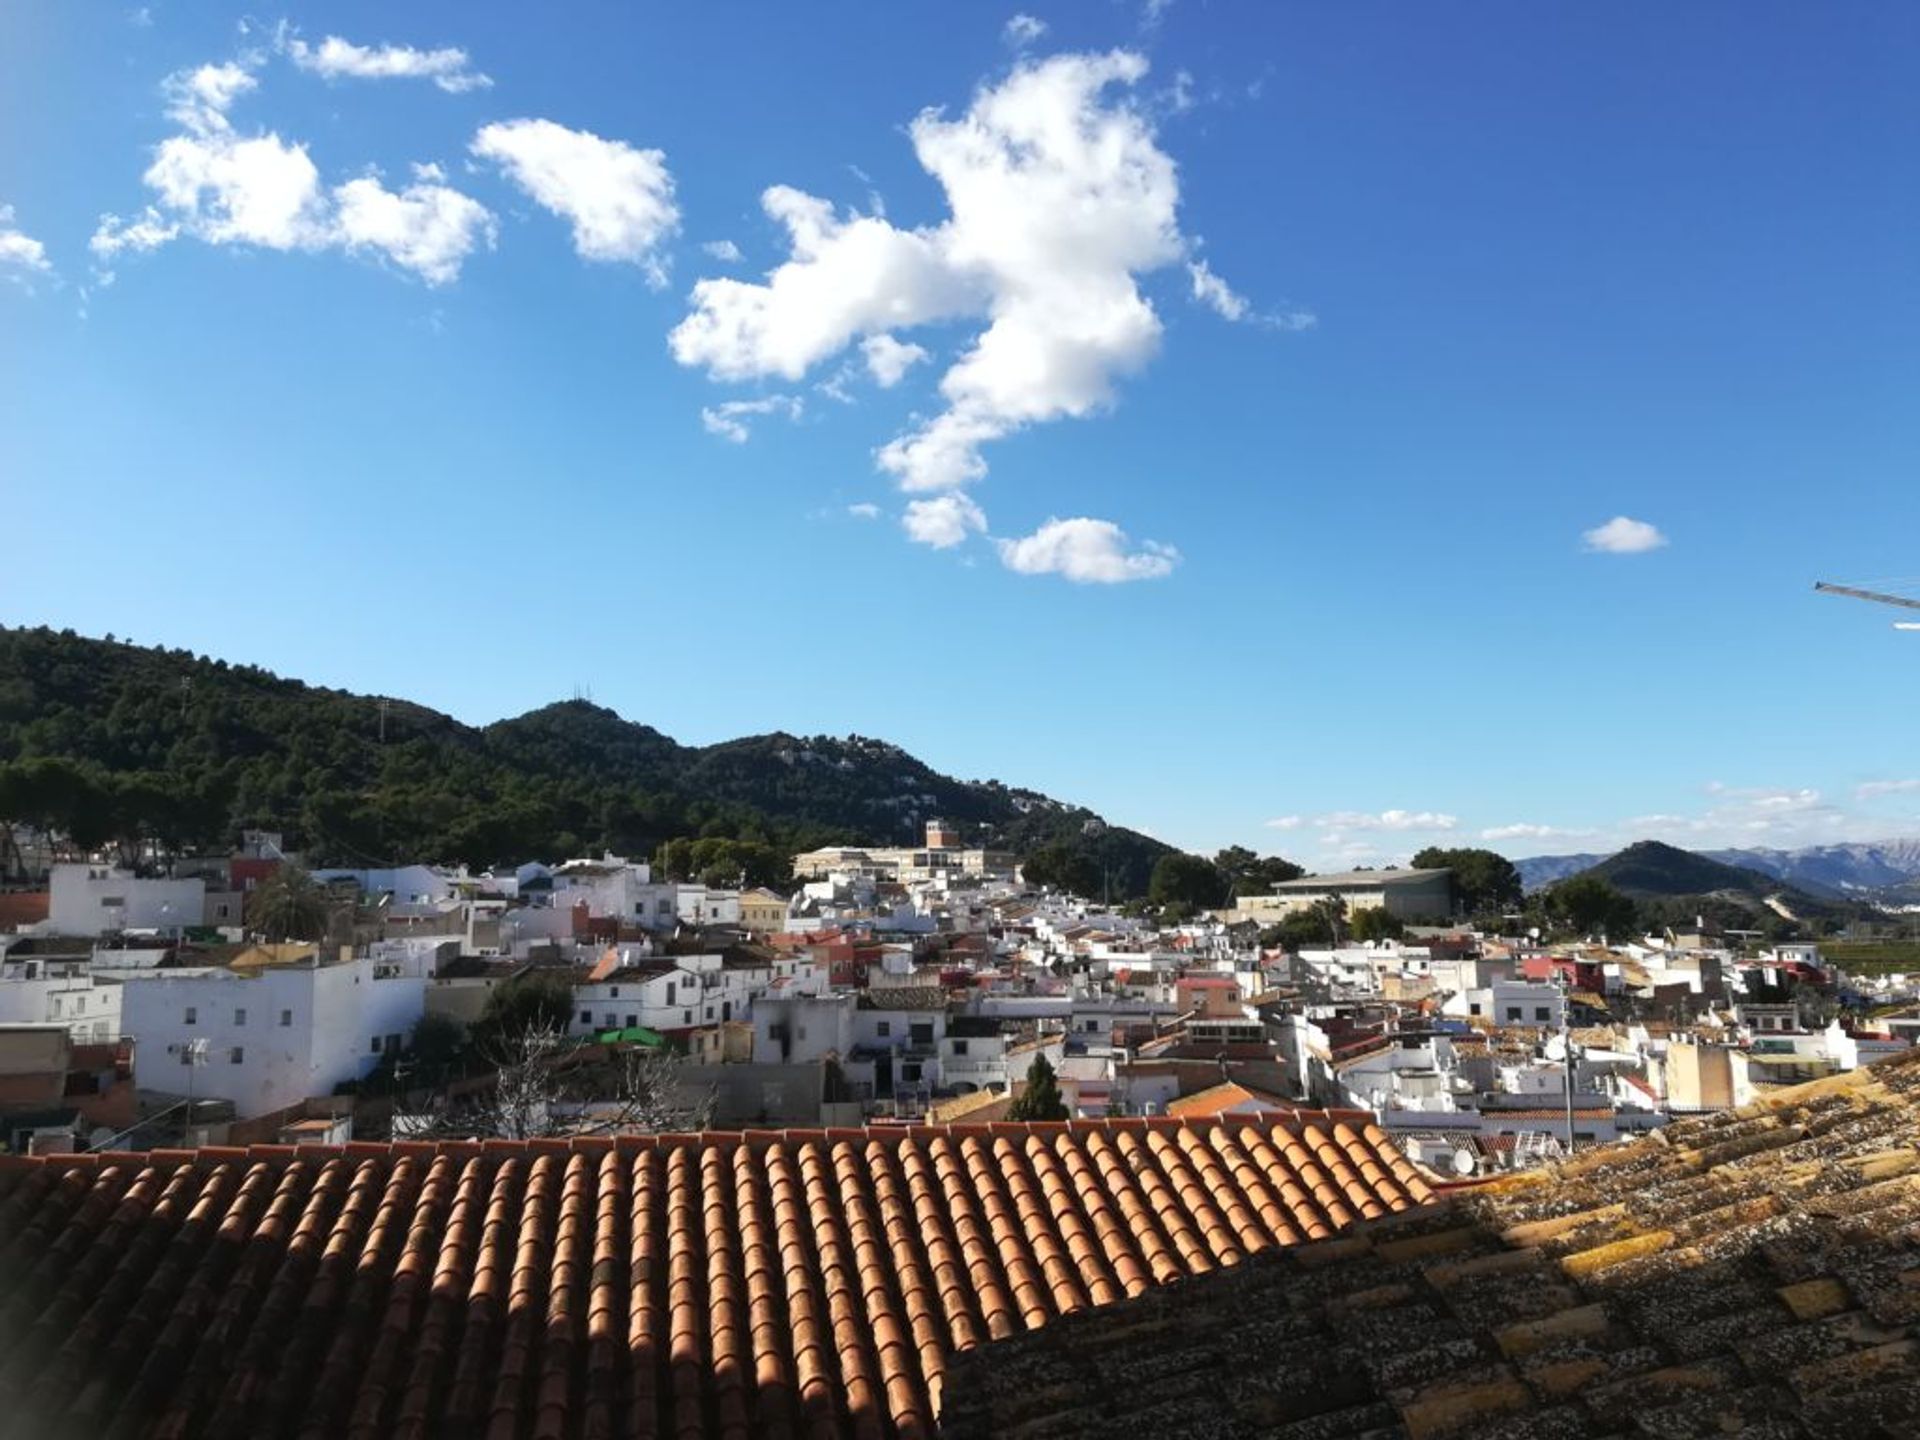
1163, 1082, 1294, 1118
0, 1114, 1432, 1439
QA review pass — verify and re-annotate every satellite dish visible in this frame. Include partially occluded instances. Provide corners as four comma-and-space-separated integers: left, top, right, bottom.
1450, 1147, 1476, 1177
1542, 1034, 1567, 1061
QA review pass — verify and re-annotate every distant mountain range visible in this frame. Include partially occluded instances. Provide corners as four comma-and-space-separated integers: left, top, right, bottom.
1516, 839, 1920, 901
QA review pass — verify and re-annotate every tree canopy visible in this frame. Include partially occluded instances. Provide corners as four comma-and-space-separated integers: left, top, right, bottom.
0, 626, 1173, 894
1006, 1054, 1068, 1121
1410, 846, 1523, 916
1148, 852, 1231, 911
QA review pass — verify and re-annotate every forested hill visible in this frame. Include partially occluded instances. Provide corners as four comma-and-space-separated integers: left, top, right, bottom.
0, 626, 1172, 892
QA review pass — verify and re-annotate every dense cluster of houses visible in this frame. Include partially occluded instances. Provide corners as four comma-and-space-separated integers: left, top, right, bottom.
2, 820, 1917, 1178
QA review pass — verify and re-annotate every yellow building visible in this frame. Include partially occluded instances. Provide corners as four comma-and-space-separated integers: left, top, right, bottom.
739, 887, 790, 935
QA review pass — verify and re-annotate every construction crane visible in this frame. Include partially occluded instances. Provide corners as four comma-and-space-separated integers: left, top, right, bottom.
1814, 581, 1920, 630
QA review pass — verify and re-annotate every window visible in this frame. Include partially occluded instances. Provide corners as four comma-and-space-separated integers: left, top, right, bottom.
371, 1037, 382, 1054
184, 1006, 197, 1025
610, 986, 619, 998
952, 1040, 969, 1056
682, 1009, 691, 1025
1468, 1003, 1482, 1017
910, 1022, 933, 1045
604, 1013, 616, 1028
626, 1014, 638, 1029
234, 1008, 247, 1026
229, 1046, 244, 1064
280, 1009, 292, 1027
876, 1020, 892, 1037
1505, 1007, 1521, 1021
581, 1010, 592, 1025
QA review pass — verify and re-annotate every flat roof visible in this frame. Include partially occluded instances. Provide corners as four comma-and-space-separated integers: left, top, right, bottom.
1264, 867, 1451, 891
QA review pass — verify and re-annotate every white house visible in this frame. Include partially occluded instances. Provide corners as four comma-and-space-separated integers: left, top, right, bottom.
119, 955, 427, 1119
549, 856, 679, 929
753, 992, 856, 1065
676, 886, 742, 926
50, 865, 204, 937
0, 953, 121, 1040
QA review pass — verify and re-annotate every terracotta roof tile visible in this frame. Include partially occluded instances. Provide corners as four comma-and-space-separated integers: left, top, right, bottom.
0, 1113, 1429, 1439
941, 1048, 1920, 1438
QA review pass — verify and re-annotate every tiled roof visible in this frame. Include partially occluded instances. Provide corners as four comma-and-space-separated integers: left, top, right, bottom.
943, 1047, 1920, 1438
0, 1113, 1431, 1440
1163, 1082, 1294, 1118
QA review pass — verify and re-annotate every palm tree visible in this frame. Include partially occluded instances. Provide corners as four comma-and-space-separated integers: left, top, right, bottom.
246, 864, 331, 942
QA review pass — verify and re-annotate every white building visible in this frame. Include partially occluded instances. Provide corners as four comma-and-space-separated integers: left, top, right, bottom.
0, 953, 121, 1040
549, 856, 679, 929
119, 955, 427, 1119
49, 865, 204, 937
676, 886, 742, 926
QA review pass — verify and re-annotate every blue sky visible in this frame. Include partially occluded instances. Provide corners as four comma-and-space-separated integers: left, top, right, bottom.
3, 3, 1918, 866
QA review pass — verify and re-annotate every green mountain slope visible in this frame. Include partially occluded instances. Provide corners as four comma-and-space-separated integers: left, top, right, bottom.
1574, 839, 1791, 898
0, 626, 1172, 893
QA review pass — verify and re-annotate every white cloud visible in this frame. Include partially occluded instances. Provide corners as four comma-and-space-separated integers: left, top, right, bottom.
673, 51, 1192, 551
671, 185, 971, 382
1481, 822, 1594, 842
1187, 258, 1247, 321
90, 207, 181, 260
0, 207, 54, 287
862, 333, 929, 387
1859, 779, 1920, 799
700, 395, 802, 444
1317, 809, 1458, 833
902, 493, 988, 549
1004, 14, 1049, 46
142, 128, 330, 250
163, 60, 260, 133
1582, 515, 1668, 554
284, 35, 491, 93
847, 502, 881, 520
472, 119, 678, 282
702, 239, 743, 262
1264, 815, 1304, 831
95, 57, 495, 285
332, 175, 496, 285
996, 516, 1179, 583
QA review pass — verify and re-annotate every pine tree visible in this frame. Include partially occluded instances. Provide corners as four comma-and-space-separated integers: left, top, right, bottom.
1006, 1054, 1068, 1121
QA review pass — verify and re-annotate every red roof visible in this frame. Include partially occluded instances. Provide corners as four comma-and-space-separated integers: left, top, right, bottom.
0, 1114, 1432, 1439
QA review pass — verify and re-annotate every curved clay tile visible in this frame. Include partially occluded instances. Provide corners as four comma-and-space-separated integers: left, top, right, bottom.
891, 1140, 983, 1354
925, 1137, 1019, 1341
729, 1144, 796, 1440
203, 1157, 351, 1440
699, 1146, 752, 1440
1053, 1133, 1153, 1296
869, 1138, 969, 1401
1166, 1127, 1265, 1259
1019, 1135, 1116, 1308
391, 1156, 488, 1440
991, 1136, 1089, 1318
957, 1136, 1051, 1330
763, 1143, 839, 1439
837, 1144, 933, 1436
528, 1152, 591, 1440
1202, 1125, 1301, 1248
1111, 1130, 1214, 1276
798, 1142, 884, 1440
664, 1146, 706, 1440
577, 1150, 628, 1440
625, 1148, 663, 1440
1144, 1129, 1245, 1267
486, 1152, 558, 1440
1237, 1128, 1334, 1241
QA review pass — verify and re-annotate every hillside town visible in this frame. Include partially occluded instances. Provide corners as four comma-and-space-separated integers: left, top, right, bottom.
4, 818, 1916, 1180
